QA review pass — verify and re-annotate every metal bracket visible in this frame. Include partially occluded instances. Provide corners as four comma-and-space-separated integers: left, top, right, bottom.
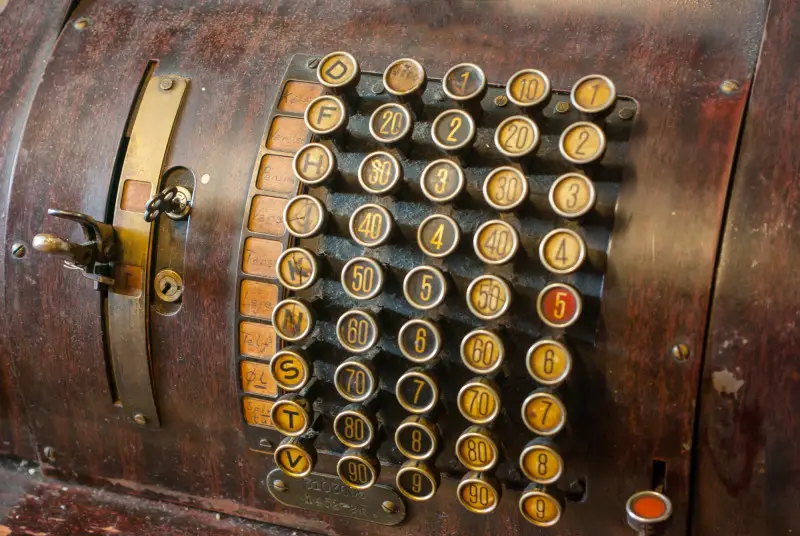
107, 74, 188, 427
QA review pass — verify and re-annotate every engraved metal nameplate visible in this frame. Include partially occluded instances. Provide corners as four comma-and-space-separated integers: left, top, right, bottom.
266, 469, 406, 526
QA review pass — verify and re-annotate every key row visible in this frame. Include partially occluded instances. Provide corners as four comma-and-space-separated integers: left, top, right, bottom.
294, 143, 598, 218
270, 266, 582, 327
282, 200, 590, 275
265, 418, 564, 524
304, 94, 609, 165
315, 51, 618, 117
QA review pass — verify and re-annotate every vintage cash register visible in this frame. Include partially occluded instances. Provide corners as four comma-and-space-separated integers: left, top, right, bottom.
1, 1, 798, 535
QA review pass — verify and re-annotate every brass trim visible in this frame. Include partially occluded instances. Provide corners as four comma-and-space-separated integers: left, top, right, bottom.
108, 74, 188, 427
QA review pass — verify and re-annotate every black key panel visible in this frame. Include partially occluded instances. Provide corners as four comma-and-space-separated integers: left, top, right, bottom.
267, 52, 637, 519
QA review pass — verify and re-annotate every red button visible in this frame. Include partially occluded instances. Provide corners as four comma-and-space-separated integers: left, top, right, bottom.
537, 283, 582, 328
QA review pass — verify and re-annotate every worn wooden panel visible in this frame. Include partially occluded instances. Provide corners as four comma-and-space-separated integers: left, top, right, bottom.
0, 460, 313, 535
694, 0, 800, 534
3, 1, 764, 535
0, 0, 73, 460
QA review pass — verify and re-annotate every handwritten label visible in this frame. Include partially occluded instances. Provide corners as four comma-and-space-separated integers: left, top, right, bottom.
257, 154, 296, 195
266, 116, 307, 153
240, 280, 278, 319
242, 237, 281, 278
239, 321, 278, 359
278, 81, 324, 114
248, 195, 287, 236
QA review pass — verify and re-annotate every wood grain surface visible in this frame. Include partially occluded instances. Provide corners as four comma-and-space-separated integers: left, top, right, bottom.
0, 459, 316, 536
2, 1, 765, 535
693, 0, 800, 533
0, 0, 73, 460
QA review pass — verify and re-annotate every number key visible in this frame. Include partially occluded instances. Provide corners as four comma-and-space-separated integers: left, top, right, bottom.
334, 358, 377, 403
466, 274, 512, 320
549, 172, 596, 218
460, 329, 504, 374
570, 74, 616, 115
336, 310, 379, 353
521, 389, 567, 436
457, 378, 501, 425
495, 115, 540, 159
398, 318, 442, 363
358, 151, 403, 195
526, 339, 572, 386
369, 103, 412, 145
420, 159, 465, 203
417, 214, 461, 257
396, 460, 439, 502
457, 472, 501, 514
559, 121, 607, 165
341, 257, 384, 300
403, 265, 447, 310
539, 228, 586, 274
442, 63, 487, 104
507, 69, 551, 109
396, 368, 439, 414
395, 415, 439, 460
536, 283, 582, 328
483, 166, 528, 211
337, 449, 380, 490
333, 404, 376, 449
455, 426, 499, 471
519, 485, 564, 527
431, 109, 476, 153
519, 438, 564, 485
474, 220, 520, 265
349, 204, 394, 247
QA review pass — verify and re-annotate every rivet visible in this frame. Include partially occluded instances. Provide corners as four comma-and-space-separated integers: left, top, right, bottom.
381, 500, 397, 514
307, 58, 320, 69
133, 413, 147, 425
73, 17, 90, 31
11, 242, 26, 258
720, 80, 741, 95
494, 95, 508, 107
371, 82, 385, 95
273, 479, 288, 492
555, 101, 570, 114
43, 446, 56, 462
618, 107, 635, 120
671, 344, 690, 362
159, 78, 174, 91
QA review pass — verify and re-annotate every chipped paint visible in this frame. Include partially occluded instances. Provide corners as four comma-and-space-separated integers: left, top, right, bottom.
712, 368, 746, 397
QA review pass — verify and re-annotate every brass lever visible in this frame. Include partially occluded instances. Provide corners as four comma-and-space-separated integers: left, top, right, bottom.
32, 208, 118, 288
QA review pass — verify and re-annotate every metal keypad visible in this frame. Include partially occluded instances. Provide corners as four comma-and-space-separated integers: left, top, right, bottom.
234, 52, 637, 521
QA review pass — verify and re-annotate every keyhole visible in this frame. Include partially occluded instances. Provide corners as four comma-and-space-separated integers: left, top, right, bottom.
162, 281, 172, 293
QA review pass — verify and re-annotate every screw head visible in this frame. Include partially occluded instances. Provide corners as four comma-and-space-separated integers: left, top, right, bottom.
618, 107, 635, 120
133, 413, 147, 425
73, 17, 90, 31
555, 101, 570, 114
11, 242, 25, 258
371, 82, 385, 95
159, 78, 174, 91
671, 344, 690, 362
273, 479, 288, 492
43, 446, 56, 462
720, 80, 741, 95
381, 500, 397, 514
494, 95, 508, 107
258, 438, 274, 450
307, 58, 320, 69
